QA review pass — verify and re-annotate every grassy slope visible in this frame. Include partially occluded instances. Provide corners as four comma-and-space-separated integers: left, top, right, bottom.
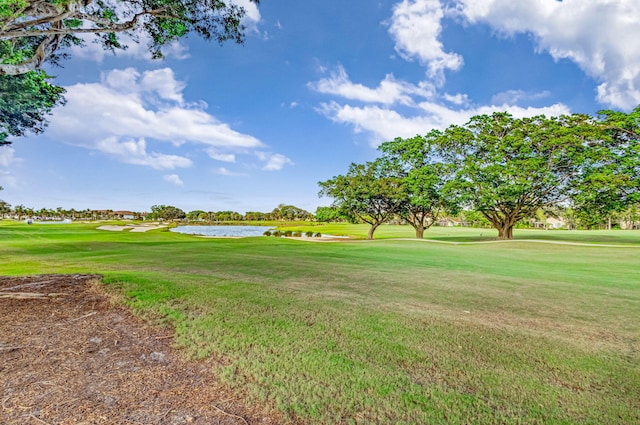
1, 222, 639, 424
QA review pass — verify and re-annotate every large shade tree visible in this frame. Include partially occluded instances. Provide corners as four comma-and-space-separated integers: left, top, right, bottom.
379, 132, 455, 239
573, 106, 640, 222
0, 0, 260, 75
319, 160, 405, 240
439, 112, 602, 239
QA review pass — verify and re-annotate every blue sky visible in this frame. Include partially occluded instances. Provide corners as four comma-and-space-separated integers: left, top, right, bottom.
2, 0, 640, 214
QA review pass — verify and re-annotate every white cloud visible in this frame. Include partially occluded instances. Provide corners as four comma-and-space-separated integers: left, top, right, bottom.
232, 0, 262, 33
0, 147, 18, 168
0, 147, 19, 188
490, 89, 551, 106
48, 68, 271, 170
318, 100, 569, 146
312, 65, 570, 146
442, 93, 470, 106
453, 0, 640, 109
309, 65, 434, 105
232, 0, 261, 23
387, 0, 463, 84
206, 148, 236, 163
95, 137, 192, 170
255, 152, 294, 171
163, 174, 184, 186
139, 68, 186, 103
214, 167, 247, 176
0, 170, 17, 188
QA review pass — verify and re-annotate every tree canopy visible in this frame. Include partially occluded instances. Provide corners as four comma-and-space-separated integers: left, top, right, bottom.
0, 0, 260, 75
319, 160, 405, 240
573, 106, 640, 221
147, 204, 185, 220
0, 70, 65, 145
439, 112, 602, 239
318, 108, 640, 240
379, 133, 455, 239
270, 203, 312, 221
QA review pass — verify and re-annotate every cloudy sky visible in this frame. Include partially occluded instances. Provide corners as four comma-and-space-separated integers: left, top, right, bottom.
2, 0, 640, 214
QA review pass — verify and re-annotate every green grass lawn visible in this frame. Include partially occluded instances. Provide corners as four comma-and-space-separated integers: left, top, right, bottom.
1, 221, 639, 424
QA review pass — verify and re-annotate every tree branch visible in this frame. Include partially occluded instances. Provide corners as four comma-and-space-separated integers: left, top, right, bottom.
0, 31, 62, 75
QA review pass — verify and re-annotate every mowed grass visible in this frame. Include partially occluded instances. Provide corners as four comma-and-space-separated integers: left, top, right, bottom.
0, 221, 639, 424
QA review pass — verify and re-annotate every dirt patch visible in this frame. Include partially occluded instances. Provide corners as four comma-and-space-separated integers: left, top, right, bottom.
0, 274, 285, 425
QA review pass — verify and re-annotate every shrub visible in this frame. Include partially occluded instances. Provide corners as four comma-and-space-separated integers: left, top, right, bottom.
314, 232, 322, 238
263, 230, 272, 237
273, 230, 282, 237
284, 230, 293, 237
292, 231, 301, 237
305, 231, 314, 237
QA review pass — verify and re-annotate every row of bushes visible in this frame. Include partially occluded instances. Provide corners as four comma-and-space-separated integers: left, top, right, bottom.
264, 230, 322, 238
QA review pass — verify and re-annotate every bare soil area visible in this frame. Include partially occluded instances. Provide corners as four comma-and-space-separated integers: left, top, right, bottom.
0, 274, 284, 425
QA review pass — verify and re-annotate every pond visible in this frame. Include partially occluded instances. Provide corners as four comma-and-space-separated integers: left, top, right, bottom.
170, 225, 274, 237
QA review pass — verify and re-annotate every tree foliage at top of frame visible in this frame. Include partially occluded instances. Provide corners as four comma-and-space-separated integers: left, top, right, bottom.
0, 0, 260, 75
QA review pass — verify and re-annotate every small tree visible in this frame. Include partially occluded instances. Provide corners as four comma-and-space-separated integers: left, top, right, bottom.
0, 186, 10, 218
319, 159, 405, 240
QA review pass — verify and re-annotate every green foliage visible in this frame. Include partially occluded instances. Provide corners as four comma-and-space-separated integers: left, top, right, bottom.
379, 132, 456, 238
0, 0, 28, 20
319, 108, 640, 240
211, 210, 243, 221
0, 0, 260, 75
572, 106, 640, 221
270, 203, 312, 221
319, 159, 405, 239
0, 70, 65, 144
438, 113, 604, 239
186, 209, 206, 221
146, 204, 186, 221
314, 206, 345, 223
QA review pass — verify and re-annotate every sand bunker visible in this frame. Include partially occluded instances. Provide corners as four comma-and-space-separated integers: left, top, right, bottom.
97, 224, 167, 232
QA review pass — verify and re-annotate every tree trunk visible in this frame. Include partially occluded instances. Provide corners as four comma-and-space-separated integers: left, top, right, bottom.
497, 224, 514, 240
367, 223, 381, 240
414, 224, 424, 239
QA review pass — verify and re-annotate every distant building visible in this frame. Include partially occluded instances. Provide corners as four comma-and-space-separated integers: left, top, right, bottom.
112, 211, 136, 220
532, 217, 566, 229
